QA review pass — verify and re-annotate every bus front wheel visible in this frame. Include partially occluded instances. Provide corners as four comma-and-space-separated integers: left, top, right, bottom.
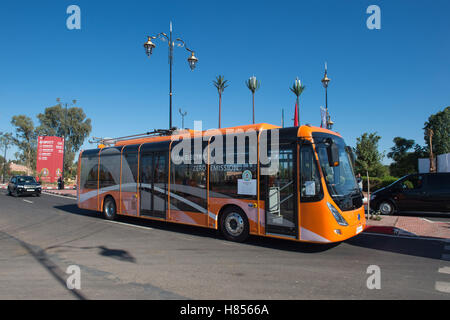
103, 196, 117, 221
220, 206, 249, 243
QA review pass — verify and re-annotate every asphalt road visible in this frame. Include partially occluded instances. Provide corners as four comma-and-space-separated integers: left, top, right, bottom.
0, 190, 449, 300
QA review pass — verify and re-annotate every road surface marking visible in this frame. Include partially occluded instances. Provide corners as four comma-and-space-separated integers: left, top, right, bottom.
23, 199, 33, 204
105, 220, 153, 231
177, 236, 194, 241
435, 281, 450, 293
438, 267, 450, 275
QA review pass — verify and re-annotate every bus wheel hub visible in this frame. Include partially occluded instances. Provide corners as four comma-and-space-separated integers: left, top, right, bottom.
225, 213, 244, 236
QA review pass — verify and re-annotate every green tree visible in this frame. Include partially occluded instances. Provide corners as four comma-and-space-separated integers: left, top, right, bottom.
0, 132, 13, 183
11, 115, 37, 171
387, 137, 420, 177
424, 106, 450, 155
0, 155, 6, 182
36, 103, 92, 177
355, 132, 387, 177
212, 75, 229, 129
246, 76, 260, 124
290, 78, 305, 126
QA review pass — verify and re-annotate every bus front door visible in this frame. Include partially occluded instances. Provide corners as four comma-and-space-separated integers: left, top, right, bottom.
139, 152, 167, 219
140, 153, 153, 217
264, 143, 298, 238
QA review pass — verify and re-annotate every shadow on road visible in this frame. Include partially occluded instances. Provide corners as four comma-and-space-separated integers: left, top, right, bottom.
45, 243, 136, 263
97, 245, 136, 263
54, 204, 339, 254
346, 232, 445, 261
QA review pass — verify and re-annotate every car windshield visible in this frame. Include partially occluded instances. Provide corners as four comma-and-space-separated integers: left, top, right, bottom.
18, 176, 36, 184
313, 133, 359, 199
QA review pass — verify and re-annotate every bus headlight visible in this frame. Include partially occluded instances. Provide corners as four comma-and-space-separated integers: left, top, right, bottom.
327, 202, 349, 226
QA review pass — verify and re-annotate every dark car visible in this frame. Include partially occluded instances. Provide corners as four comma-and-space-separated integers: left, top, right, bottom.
8, 176, 42, 197
370, 172, 450, 215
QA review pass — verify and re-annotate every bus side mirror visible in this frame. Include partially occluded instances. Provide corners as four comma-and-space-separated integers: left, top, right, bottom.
327, 139, 340, 167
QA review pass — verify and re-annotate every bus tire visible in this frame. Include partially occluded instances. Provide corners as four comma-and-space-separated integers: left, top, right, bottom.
103, 196, 117, 221
219, 206, 249, 243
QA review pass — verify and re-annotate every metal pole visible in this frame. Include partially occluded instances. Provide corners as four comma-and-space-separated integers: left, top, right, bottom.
325, 86, 329, 129
2, 144, 7, 183
252, 93, 255, 124
169, 22, 173, 129
61, 103, 67, 189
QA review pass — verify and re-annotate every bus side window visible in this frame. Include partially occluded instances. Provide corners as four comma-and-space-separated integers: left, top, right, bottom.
80, 155, 99, 190
86, 164, 99, 189
209, 134, 257, 199
98, 148, 121, 189
300, 144, 323, 202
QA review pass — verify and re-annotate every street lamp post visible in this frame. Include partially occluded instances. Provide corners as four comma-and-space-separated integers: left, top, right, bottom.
321, 62, 332, 130
143, 22, 198, 130
179, 108, 187, 129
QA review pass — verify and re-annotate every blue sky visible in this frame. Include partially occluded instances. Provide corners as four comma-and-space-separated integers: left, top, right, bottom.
1, 0, 449, 164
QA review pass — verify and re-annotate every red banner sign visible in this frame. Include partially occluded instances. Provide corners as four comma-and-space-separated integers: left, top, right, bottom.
36, 136, 64, 183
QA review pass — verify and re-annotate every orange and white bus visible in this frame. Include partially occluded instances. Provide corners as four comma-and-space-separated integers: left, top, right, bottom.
77, 123, 365, 243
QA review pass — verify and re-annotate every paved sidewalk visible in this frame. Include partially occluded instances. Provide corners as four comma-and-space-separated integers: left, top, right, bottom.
364, 215, 450, 240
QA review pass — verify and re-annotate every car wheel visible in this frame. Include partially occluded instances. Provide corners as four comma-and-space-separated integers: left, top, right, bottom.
379, 200, 395, 215
103, 197, 117, 221
220, 206, 249, 242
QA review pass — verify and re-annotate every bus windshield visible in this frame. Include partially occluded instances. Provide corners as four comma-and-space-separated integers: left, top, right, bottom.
313, 133, 360, 210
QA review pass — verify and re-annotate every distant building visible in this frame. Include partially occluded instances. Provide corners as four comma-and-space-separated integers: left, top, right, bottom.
8, 162, 33, 175
418, 153, 450, 173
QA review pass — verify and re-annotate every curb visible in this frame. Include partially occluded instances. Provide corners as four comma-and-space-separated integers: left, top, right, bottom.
364, 225, 397, 235
42, 190, 77, 199
364, 225, 449, 241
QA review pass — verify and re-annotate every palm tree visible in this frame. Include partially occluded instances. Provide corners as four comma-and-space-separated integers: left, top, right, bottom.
212, 75, 229, 128
246, 76, 260, 124
290, 77, 305, 126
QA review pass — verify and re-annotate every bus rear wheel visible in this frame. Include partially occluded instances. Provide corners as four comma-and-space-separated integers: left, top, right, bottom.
220, 207, 249, 243
103, 196, 117, 220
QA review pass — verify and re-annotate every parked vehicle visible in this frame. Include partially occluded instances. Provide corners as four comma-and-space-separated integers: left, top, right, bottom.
370, 173, 450, 215
8, 176, 42, 197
